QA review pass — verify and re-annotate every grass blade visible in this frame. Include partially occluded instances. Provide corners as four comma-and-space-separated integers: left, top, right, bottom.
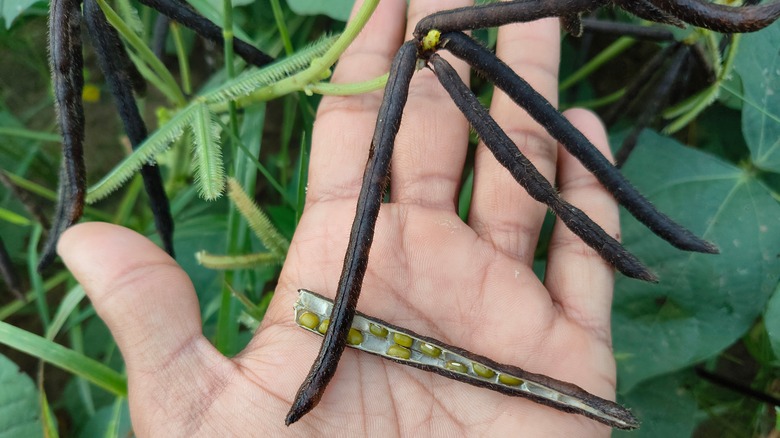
0, 321, 127, 397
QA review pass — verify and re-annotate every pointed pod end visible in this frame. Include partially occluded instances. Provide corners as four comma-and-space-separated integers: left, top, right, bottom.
284, 379, 322, 426
695, 240, 719, 255
634, 269, 659, 284
617, 260, 658, 283
284, 399, 309, 426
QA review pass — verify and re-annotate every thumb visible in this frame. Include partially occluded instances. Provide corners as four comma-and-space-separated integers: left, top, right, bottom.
57, 222, 218, 377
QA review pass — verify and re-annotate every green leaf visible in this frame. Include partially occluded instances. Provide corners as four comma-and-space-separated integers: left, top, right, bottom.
764, 282, 780, 358
286, 0, 354, 21
45, 285, 86, 340
613, 371, 697, 438
1, 0, 42, 29
733, 22, 780, 171
191, 103, 224, 200
0, 207, 30, 226
0, 321, 127, 397
0, 353, 42, 437
613, 130, 780, 391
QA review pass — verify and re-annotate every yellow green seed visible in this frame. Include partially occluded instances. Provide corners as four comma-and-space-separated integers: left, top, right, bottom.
347, 328, 364, 345
393, 333, 414, 348
422, 29, 441, 51
317, 319, 330, 334
472, 363, 495, 379
419, 342, 441, 358
298, 312, 320, 330
387, 344, 411, 360
498, 374, 523, 386
369, 323, 388, 338
445, 361, 468, 373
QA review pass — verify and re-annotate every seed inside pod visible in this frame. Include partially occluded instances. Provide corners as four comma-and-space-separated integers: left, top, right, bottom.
499, 374, 523, 386
317, 319, 330, 335
387, 344, 411, 360
347, 328, 364, 345
369, 323, 388, 338
472, 362, 495, 378
298, 312, 320, 330
419, 342, 441, 358
393, 333, 413, 348
445, 361, 468, 373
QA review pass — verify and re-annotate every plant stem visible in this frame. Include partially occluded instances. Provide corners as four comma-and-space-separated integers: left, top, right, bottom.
232, 0, 381, 107
306, 73, 389, 95
270, 0, 294, 56
215, 0, 242, 355
559, 36, 636, 91
27, 224, 50, 327
170, 22, 192, 95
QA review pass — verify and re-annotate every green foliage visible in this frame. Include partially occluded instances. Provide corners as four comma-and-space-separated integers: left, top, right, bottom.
1, 0, 41, 29
734, 22, 780, 171
765, 284, 780, 359
0, 1, 778, 436
614, 371, 698, 438
614, 130, 780, 391
0, 353, 41, 437
286, 0, 354, 21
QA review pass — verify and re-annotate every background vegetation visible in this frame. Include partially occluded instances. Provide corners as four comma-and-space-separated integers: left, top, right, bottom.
0, 0, 778, 436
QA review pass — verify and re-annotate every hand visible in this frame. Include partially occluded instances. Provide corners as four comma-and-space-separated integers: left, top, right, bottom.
59, 0, 619, 435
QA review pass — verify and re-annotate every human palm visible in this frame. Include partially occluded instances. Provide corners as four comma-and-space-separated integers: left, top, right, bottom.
59, 0, 620, 436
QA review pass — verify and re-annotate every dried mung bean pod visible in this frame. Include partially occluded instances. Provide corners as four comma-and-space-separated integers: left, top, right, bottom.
294, 289, 640, 430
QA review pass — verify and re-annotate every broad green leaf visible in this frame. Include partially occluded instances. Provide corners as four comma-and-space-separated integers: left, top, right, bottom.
764, 283, 780, 358
186, 0, 254, 42
612, 371, 697, 438
0, 353, 42, 437
733, 22, 780, 171
286, 0, 354, 21
613, 130, 780, 391
1, 0, 41, 29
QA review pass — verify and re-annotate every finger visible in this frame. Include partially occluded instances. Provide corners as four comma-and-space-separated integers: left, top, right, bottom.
388, 0, 472, 209
307, 0, 407, 204
545, 109, 616, 337
468, 17, 561, 262
57, 222, 215, 373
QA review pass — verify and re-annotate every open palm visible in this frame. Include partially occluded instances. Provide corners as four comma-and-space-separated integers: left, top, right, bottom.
60, 0, 621, 436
